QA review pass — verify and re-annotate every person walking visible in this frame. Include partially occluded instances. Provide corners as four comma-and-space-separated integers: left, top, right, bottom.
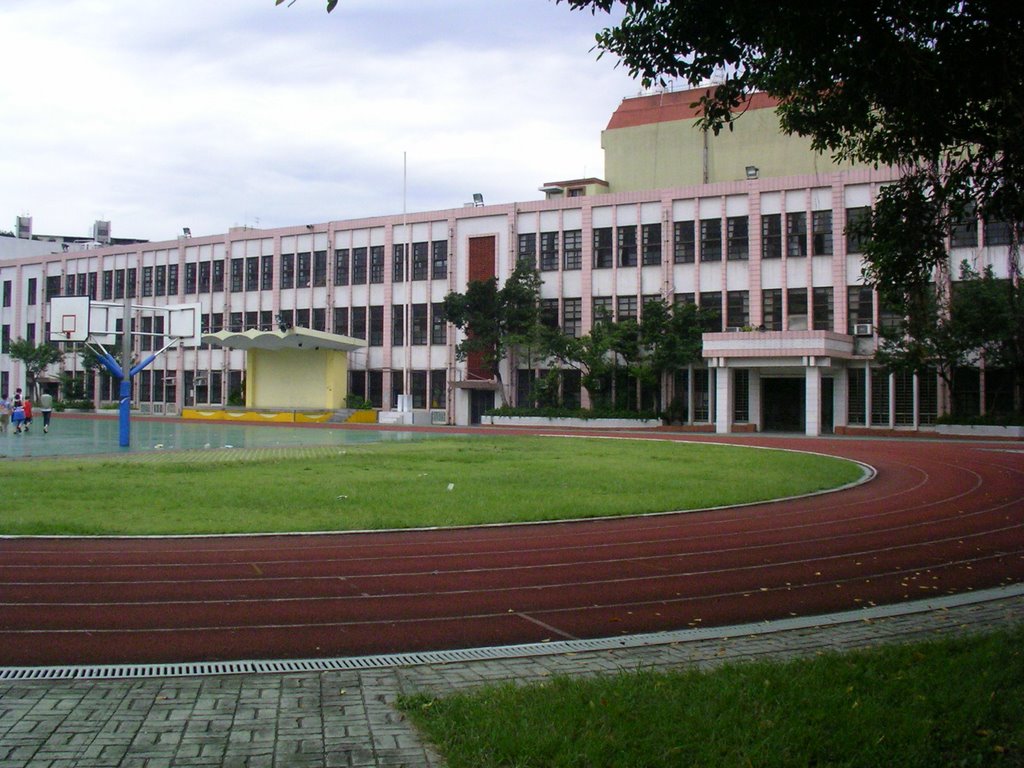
11, 397, 25, 434
39, 392, 53, 433
22, 397, 32, 432
0, 393, 10, 434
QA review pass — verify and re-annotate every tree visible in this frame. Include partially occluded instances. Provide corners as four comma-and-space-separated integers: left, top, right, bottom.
558, 1, 1024, 297
7, 339, 63, 399
876, 262, 1024, 415
440, 262, 543, 403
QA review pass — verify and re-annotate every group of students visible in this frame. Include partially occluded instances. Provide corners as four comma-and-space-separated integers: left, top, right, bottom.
0, 389, 53, 434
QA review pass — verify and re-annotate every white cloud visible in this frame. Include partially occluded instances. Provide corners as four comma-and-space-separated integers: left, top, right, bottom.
0, 0, 639, 241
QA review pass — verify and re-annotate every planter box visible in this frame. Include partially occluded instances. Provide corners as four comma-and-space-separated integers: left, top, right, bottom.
481, 415, 661, 429
935, 424, 1024, 439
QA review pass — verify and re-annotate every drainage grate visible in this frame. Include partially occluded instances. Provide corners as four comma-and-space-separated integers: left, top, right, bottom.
2, 585, 1020, 682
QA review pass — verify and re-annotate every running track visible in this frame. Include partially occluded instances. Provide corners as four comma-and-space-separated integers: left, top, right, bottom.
1, 433, 1022, 668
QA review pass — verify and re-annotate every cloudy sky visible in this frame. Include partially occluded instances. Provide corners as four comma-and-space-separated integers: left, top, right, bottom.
0, 0, 647, 242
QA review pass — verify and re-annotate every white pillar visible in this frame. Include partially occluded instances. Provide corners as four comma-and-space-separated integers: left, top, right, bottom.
805, 365, 822, 436
748, 369, 762, 431
833, 367, 848, 430
715, 367, 732, 434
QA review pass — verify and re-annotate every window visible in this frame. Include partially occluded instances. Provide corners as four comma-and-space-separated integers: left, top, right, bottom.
950, 204, 978, 248
351, 248, 367, 284
845, 207, 871, 253
297, 251, 312, 288
431, 240, 448, 280
26, 322, 35, 343
260, 310, 273, 331
699, 218, 721, 261
153, 266, 166, 297
313, 250, 327, 287
641, 223, 661, 266
517, 233, 536, 268
142, 266, 154, 297
230, 258, 244, 292
617, 295, 638, 321
351, 306, 366, 339
412, 242, 429, 280
261, 255, 274, 290
45, 275, 61, 302
2, 281, 10, 307
431, 302, 446, 345
541, 298, 559, 328
393, 244, 406, 282
617, 226, 637, 267
88, 272, 97, 298
430, 369, 446, 409
726, 216, 749, 260
762, 289, 782, 330
334, 248, 349, 286
726, 291, 749, 328
786, 212, 807, 257
812, 287, 834, 331
593, 228, 613, 268
391, 304, 404, 346
198, 262, 211, 293
984, 217, 1013, 246
562, 298, 582, 338
593, 296, 613, 324
812, 211, 833, 256
563, 230, 582, 270
761, 214, 782, 259
410, 370, 428, 409
229, 312, 243, 332
114, 270, 125, 300
369, 306, 384, 346
212, 260, 225, 292
333, 307, 349, 336
65, 274, 76, 296
411, 303, 428, 345
787, 288, 808, 330
166, 265, 177, 296
1, 325, 9, 353
540, 232, 559, 271
280, 254, 295, 289
102, 270, 113, 300
674, 220, 695, 263
369, 246, 384, 284
847, 286, 873, 333
698, 292, 722, 330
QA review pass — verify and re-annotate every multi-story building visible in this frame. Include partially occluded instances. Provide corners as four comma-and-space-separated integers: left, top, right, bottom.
1, 87, 1014, 432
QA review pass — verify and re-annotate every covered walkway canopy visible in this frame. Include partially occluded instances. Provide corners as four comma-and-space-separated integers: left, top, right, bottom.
202, 327, 367, 410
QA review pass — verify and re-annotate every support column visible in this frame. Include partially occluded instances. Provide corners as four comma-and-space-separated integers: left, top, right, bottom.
748, 369, 762, 431
833, 366, 848, 430
715, 366, 732, 434
805, 365, 822, 436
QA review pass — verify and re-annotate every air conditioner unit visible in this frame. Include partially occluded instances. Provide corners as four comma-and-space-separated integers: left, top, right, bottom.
429, 409, 447, 425
854, 323, 874, 336
726, 326, 745, 333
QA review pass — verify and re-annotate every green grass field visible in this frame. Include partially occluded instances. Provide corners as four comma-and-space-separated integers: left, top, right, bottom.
401, 627, 1024, 768
0, 436, 864, 535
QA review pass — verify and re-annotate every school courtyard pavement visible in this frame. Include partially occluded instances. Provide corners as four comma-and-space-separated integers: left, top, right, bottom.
1, 585, 1022, 768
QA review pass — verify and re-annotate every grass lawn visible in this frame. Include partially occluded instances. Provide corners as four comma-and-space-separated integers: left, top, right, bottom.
0, 436, 864, 535
401, 627, 1024, 768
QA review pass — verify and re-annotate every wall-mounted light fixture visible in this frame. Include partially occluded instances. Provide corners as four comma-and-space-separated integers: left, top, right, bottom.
745, 166, 759, 179
182, 227, 191, 237
472, 193, 484, 207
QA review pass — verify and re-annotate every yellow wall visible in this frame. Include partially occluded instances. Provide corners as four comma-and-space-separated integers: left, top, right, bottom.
602, 110, 859, 192
246, 348, 349, 409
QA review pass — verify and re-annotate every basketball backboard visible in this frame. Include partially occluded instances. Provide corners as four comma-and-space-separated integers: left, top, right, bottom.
49, 296, 91, 343
166, 302, 203, 348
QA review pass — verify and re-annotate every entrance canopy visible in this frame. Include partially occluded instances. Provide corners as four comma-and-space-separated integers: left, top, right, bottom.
202, 326, 366, 352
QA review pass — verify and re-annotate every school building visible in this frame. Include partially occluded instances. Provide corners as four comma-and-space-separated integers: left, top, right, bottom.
0, 87, 1015, 433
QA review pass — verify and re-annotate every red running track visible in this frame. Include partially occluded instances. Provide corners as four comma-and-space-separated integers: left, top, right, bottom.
1, 434, 1022, 668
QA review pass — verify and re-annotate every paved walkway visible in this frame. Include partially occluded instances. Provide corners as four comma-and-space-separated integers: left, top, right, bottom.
1, 585, 1022, 768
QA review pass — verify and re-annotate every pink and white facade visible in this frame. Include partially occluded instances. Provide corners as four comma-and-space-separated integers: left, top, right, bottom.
1, 89, 1016, 432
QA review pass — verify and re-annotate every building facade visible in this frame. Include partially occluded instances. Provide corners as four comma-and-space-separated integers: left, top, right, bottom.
1, 88, 1015, 432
